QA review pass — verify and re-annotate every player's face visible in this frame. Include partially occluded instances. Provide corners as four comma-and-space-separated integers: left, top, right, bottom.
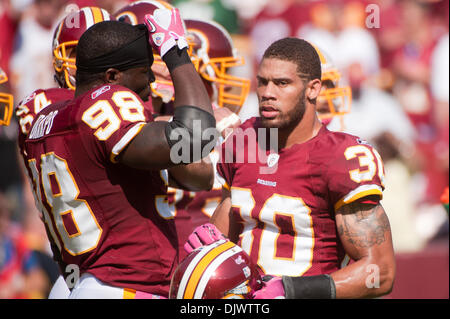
120, 66, 153, 102
256, 58, 307, 130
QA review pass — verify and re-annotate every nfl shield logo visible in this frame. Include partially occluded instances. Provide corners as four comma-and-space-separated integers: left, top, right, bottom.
152, 33, 165, 46
267, 153, 279, 168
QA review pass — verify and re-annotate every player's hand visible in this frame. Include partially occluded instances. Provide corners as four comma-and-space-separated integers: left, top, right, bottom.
144, 8, 188, 58
251, 276, 286, 299
184, 223, 228, 254
214, 107, 241, 139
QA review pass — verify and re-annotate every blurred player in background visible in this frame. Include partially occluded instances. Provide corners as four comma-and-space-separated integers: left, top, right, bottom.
186, 37, 395, 299
313, 45, 352, 131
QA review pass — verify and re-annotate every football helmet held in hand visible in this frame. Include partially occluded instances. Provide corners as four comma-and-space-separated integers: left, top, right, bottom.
170, 240, 263, 299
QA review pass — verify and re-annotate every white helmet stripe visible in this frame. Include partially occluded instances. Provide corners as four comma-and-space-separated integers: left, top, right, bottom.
176, 240, 226, 299
82, 7, 95, 29
100, 8, 111, 21
133, 0, 171, 9
193, 245, 243, 299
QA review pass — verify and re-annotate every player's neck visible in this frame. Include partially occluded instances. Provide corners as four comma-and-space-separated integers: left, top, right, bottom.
278, 106, 323, 150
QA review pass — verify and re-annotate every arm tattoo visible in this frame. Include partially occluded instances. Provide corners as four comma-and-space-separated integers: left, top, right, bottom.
337, 203, 391, 248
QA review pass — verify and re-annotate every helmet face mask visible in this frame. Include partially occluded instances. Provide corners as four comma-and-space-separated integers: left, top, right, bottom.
197, 55, 249, 113
0, 69, 14, 126
186, 20, 250, 113
52, 7, 111, 90
169, 240, 263, 299
53, 41, 77, 90
313, 46, 352, 121
317, 78, 352, 119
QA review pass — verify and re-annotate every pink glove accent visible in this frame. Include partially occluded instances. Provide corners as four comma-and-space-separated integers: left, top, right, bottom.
144, 8, 188, 57
134, 291, 167, 299
251, 277, 286, 299
184, 223, 227, 254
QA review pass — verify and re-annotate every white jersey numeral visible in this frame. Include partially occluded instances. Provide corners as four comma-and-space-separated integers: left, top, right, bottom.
231, 188, 314, 276
28, 153, 102, 256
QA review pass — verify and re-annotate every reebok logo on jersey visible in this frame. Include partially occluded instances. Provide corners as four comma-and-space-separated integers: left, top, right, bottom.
267, 153, 279, 168
257, 179, 276, 187
91, 85, 111, 99
357, 138, 372, 147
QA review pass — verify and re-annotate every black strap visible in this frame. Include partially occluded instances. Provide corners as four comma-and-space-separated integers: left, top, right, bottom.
282, 274, 336, 299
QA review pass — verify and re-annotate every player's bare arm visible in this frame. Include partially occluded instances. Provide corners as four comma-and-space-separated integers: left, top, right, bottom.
210, 186, 242, 243
167, 160, 214, 191
332, 200, 396, 298
120, 62, 216, 169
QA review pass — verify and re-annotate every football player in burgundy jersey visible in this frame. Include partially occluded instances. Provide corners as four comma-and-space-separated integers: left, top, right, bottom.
21, 6, 217, 299
187, 38, 395, 299
114, 0, 198, 262
14, 7, 111, 298
114, 0, 249, 261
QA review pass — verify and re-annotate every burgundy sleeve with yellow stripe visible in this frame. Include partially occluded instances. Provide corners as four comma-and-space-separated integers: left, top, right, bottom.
327, 137, 385, 212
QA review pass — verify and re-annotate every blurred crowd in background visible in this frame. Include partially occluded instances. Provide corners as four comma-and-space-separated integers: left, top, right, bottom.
0, 0, 448, 298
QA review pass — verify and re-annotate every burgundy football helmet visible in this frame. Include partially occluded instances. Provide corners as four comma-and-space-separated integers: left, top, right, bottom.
114, 0, 181, 102
169, 240, 263, 299
52, 7, 112, 90
185, 19, 250, 113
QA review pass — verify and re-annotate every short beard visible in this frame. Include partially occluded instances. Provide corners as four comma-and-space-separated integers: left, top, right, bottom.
260, 87, 306, 130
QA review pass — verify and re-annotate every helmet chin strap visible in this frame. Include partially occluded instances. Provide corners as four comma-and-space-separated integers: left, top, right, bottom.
54, 74, 65, 88
197, 47, 219, 105
69, 75, 76, 89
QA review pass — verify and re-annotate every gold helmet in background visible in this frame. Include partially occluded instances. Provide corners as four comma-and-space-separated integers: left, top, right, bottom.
314, 45, 352, 122
0, 68, 14, 126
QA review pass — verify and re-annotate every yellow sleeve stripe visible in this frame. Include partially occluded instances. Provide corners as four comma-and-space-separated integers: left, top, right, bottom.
334, 184, 383, 211
222, 182, 230, 191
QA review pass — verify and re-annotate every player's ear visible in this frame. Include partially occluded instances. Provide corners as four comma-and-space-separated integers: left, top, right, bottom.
306, 78, 321, 102
104, 68, 122, 84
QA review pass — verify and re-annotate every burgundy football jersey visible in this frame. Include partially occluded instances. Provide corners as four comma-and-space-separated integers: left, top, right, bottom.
217, 117, 385, 277
157, 169, 196, 261
23, 84, 178, 296
16, 88, 74, 152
